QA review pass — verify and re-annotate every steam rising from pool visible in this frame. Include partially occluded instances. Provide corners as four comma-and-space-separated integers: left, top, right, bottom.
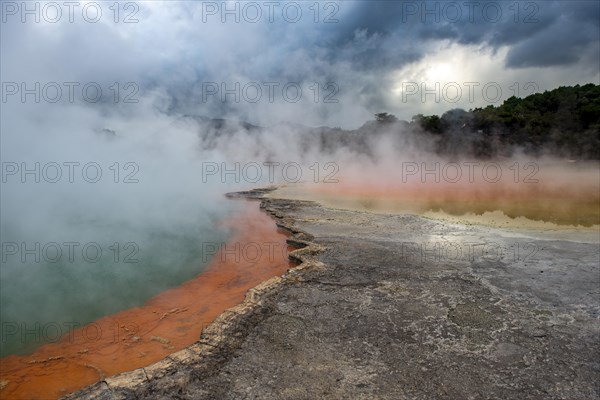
2, 92, 598, 358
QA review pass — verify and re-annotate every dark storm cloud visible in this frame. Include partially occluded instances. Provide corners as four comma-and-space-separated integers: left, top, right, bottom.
327, 0, 599, 70
2, 0, 596, 127
505, 21, 594, 68
504, 1, 600, 68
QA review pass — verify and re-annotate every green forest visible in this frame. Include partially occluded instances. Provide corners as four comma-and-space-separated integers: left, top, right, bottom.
406, 83, 600, 159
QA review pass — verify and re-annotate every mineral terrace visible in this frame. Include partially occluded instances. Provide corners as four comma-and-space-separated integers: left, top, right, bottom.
68, 187, 600, 400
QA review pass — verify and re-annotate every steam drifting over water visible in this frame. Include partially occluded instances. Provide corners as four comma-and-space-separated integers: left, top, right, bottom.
2, 87, 599, 356
1, 3, 598, 398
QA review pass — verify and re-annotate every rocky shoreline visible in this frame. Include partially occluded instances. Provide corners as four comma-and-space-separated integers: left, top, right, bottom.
67, 187, 599, 399
65, 189, 327, 399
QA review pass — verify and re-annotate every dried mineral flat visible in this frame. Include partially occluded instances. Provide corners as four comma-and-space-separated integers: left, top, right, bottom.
68, 186, 600, 400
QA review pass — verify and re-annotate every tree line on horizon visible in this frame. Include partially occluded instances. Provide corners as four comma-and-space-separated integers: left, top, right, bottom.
187, 83, 599, 161
375, 83, 600, 159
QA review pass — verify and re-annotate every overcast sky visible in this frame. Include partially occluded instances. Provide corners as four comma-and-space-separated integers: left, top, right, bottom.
2, 0, 599, 128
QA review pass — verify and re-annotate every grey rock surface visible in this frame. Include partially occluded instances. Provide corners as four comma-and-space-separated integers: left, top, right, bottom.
68, 190, 600, 400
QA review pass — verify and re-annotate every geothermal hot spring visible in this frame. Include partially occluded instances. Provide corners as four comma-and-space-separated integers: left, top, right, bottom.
272, 159, 600, 232
0, 156, 598, 399
0, 197, 296, 399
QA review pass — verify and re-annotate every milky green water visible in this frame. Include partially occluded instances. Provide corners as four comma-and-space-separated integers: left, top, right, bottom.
0, 205, 236, 357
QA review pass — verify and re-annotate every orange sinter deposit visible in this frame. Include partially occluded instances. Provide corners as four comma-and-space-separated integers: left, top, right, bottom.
306, 180, 599, 226
274, 159, 600, 228
0, 201, 294, 400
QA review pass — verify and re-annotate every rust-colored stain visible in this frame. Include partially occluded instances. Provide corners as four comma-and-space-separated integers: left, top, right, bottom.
0, 202, 294, 400
305, 176, 600, 227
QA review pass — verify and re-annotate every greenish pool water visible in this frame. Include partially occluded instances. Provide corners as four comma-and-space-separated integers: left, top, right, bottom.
0, 203, 236, 357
